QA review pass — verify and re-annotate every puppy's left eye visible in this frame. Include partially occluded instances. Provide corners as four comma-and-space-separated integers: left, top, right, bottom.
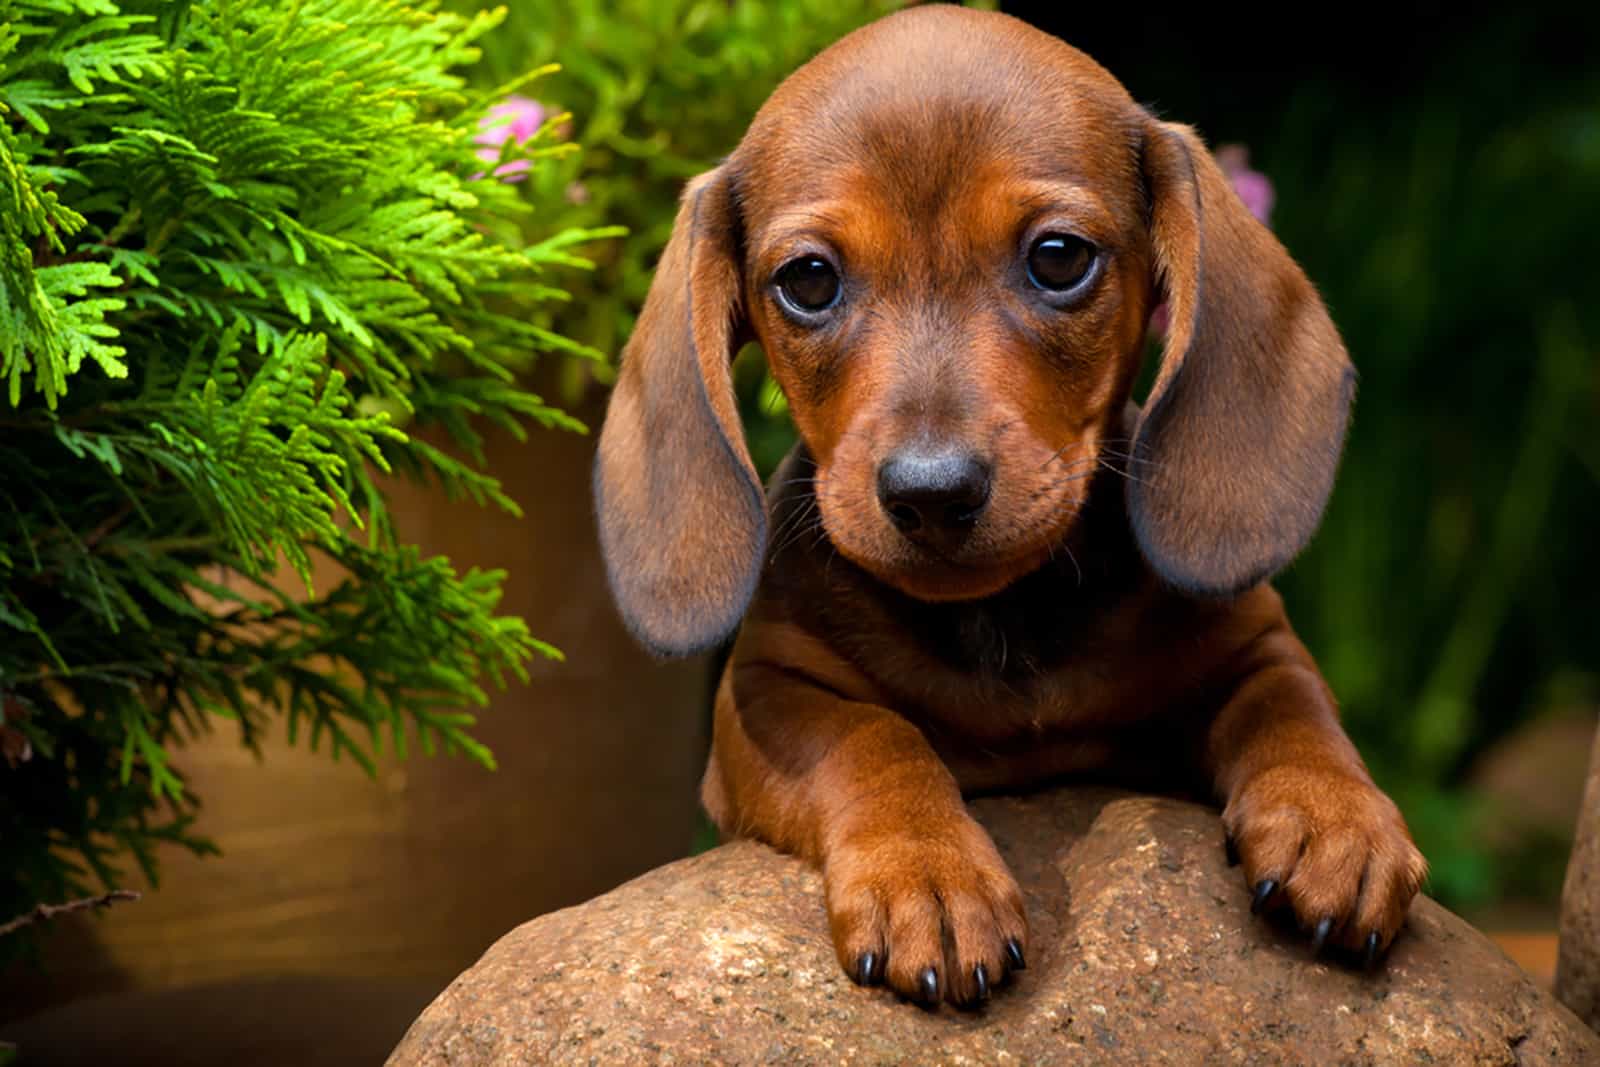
775, 256, 841, 315
1027, 234, 1097, 293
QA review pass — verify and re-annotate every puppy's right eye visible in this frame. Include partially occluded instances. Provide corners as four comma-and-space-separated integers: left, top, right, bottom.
775, 256, 841, 315
1027, 233, 1097, 293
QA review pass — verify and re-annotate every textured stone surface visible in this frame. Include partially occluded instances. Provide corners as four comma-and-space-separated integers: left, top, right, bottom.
390, 788, 1600, 1065
1557, 722, 1600, 1030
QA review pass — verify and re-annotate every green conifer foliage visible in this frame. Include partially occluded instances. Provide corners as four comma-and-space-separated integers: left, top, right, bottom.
0, 0, 620, 946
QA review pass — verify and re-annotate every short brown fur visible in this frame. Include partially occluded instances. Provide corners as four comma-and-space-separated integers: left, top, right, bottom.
594, 6, 1425, 1009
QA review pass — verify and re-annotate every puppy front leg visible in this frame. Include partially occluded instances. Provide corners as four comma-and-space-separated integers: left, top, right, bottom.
703, 659, 1027, 1009
1207, 631, 1428, 964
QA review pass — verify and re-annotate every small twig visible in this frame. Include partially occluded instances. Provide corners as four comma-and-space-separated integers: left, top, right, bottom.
144, 212, 185, 258
82, 500, 137, 553
20, 500, 139, 589
102, 204, 144, 248
0, 890, 141, 939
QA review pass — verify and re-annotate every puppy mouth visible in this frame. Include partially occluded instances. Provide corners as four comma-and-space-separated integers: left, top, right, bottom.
871, 543, 1054, 602
904, 536, 1028, 572
828, 518, 1063, 602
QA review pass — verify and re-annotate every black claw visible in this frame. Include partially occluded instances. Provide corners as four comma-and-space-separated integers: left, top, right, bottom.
1310, 916, 1334, 955
1250, 879, 1278, 915
1005, 938, 1027, 971
973, 963, 991, 1002
1363, 932, 1382, 970
856, 951, 880, 986
918, 967, 940, 1006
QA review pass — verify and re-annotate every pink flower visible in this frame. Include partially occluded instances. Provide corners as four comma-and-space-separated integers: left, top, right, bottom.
1148, 144, 1276, 339
1215, 144, 1275, 225
474, 95, 546, 181
1148, 301, 1171, 339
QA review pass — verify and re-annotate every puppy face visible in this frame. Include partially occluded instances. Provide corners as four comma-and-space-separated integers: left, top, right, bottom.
734, 24, 1154, 601
594, 6, 1353, 657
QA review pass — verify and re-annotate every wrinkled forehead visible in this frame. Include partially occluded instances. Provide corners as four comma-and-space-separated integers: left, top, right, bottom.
731, 10, 1146, 247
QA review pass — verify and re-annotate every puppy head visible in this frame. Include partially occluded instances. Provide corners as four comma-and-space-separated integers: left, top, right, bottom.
596, 6, 1354, 655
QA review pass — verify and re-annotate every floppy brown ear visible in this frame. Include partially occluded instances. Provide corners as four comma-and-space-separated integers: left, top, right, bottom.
593, 168, 765, 656
1129, 120, 1356, 598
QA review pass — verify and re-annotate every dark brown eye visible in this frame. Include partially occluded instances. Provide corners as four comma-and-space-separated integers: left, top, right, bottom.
775, 256, 841, 314
1026, 234, 1096, 292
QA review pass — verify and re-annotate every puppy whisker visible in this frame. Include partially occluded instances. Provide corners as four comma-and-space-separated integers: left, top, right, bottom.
769, 502, 824, 561
1042, 471, 1096, 488
1097, 444, 1159, 470
767, 492, 823, 560
1041, 439, 1089, 469
1094, 456, 1151, 487
1061, 540, 1083, 587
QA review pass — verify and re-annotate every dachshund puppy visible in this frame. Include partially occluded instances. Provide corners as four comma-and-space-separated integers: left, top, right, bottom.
594, 5, 1427, 1009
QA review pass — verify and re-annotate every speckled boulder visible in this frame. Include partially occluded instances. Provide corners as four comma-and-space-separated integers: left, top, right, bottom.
389, 788, 1600, 1065
1557, 722, 1600, 1030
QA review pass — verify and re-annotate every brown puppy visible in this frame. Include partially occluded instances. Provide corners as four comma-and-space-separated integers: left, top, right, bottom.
594, 5, 1427, 1010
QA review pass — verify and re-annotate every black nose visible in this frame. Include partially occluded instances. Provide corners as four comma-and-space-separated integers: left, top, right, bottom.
876, 449, 992, 541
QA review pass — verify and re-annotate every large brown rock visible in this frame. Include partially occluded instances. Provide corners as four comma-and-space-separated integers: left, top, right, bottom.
390, 789, 1600, 1065
1557, 722, 1600, 1029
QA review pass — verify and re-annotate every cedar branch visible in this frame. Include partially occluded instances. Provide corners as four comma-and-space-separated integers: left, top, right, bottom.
0, 890, 142, 939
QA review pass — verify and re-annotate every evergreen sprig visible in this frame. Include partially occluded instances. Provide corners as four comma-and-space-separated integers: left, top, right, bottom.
0, 0, 620, 948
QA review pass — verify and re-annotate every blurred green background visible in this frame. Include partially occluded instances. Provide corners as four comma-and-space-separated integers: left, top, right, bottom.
456, 0, 1597, 918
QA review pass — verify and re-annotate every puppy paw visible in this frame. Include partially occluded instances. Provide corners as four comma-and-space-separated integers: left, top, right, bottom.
823, 813, 1027, 1009
1225, 765, 1427, 966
